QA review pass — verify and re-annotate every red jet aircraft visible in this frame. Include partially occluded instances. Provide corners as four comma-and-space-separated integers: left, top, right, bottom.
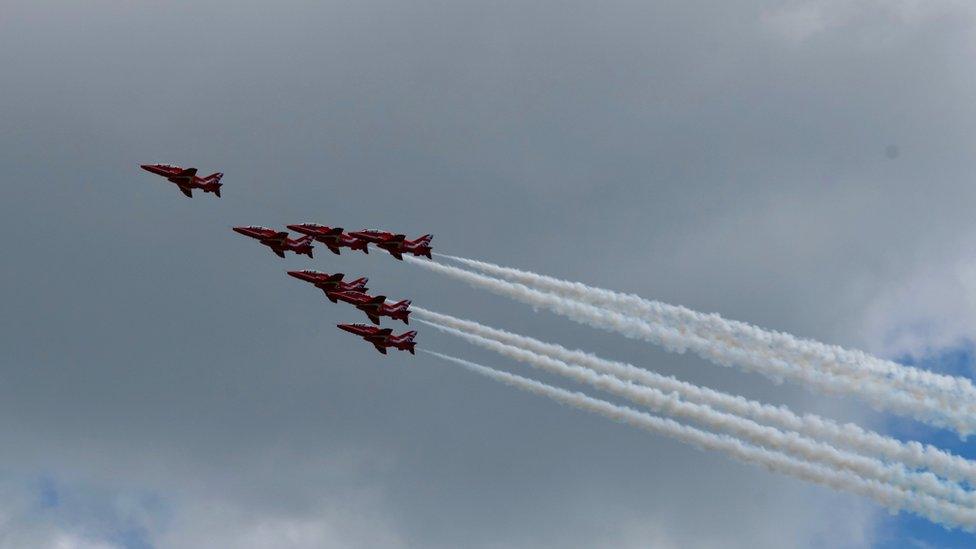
232, 226, 314, 258
140, 164, 224, 198
287, 270, 369, 302
338, 323, 417, 355
347, 230, 433, 260
329, 290, 411, 325
286, 224, 369, 256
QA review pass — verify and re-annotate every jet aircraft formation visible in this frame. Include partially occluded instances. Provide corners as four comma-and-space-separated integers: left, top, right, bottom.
138, 166, 976, 534
140, 163, 428, 354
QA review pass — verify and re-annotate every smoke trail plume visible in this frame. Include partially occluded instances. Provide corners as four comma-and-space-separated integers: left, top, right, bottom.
437, 253, 976, 419
413, 307, 976, 485
422, 350, 976, 531
423, 321, 976, 505
403, 257, 973, 434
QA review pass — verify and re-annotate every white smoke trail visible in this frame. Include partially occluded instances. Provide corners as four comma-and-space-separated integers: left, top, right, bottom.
422, 350, 976, 532
436, 253, 976, 417
413, 307, 976, 485
423, 321, 976, 506
403, 257, 972, 434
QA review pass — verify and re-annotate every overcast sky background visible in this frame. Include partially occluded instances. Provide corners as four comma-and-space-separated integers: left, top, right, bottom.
2, 1, 976, 547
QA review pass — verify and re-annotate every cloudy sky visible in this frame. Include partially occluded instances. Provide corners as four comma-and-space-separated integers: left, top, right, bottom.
2, 0, 975, 547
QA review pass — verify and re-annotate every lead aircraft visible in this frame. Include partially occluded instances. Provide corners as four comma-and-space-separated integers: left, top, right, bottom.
140, 164, 223, 198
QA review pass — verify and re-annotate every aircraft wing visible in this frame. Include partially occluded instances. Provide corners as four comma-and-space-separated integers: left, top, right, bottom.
177, 168, 198, 177
387, 249, 403, 260
372, 343, 388, 354
327, 244, 341, 255
272, 231, 289, 242
364, 311, 382, 325
272, 248, 286, 258
324, 291, 338, 303
178, 186, 193, 198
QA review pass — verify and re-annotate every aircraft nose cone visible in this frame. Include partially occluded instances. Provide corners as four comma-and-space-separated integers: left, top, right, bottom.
140, 164, 152, 171
232, 227, 248, 235
287, 271, 305, 280
286, 224, 303, 232
337, 324, 355, 334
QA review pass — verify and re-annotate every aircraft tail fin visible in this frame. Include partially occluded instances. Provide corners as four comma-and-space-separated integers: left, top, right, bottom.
389, 304, 411, 324
297, 238, 314, 258
296, 235, 315, 257
415, 234, 433, 245
204, 172, 224, 183
401, 331, 418, 354
213, 186, 222, 198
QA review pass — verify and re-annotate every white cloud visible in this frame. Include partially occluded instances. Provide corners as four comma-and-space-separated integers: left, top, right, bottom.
0, 529, 119, 549
0, 473, 404, 549
156, 496, 404, 549
859, 250, 976, 360
0, 488, 121, 549
761, 0, 976, 43
48, 535, 118, 549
